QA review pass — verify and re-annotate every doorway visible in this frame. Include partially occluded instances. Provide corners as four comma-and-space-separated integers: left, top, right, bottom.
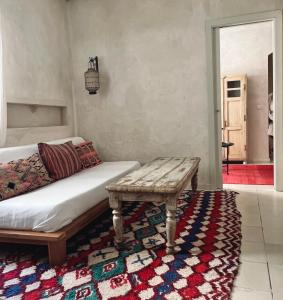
220, 22, 274, 185
206, 10, 283, 191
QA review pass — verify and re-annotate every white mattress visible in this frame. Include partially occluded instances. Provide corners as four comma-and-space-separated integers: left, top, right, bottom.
0, 161, 140, 232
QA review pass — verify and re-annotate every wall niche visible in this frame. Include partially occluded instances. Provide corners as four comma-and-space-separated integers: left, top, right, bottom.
7, 103, 67, 128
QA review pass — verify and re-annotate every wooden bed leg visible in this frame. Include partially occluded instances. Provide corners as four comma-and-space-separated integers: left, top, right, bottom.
191, 168, 199, 192
48, 239, 66, 266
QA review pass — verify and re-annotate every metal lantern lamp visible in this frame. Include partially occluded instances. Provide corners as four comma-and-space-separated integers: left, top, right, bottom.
84, 56, 100, 94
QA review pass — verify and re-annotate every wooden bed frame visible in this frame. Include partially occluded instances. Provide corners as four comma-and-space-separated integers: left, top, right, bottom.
0, 199, 109, 266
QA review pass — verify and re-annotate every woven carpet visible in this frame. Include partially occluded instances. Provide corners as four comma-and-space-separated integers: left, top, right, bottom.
223, 164, 274, 185
0, 190, 241, 300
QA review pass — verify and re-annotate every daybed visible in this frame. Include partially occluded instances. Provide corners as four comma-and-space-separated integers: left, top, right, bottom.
0, 137, 140, 265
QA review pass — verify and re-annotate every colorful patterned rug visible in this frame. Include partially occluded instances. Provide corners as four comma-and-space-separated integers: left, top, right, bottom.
0, 190, 241, 300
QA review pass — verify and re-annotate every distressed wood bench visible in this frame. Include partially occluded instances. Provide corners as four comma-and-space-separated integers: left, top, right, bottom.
106, 157, 200, 254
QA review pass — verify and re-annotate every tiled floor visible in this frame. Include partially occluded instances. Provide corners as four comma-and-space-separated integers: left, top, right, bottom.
223, 184, 283, 300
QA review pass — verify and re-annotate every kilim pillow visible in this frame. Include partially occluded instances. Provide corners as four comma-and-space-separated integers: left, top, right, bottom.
75, 141, 102, 169
8, 153, 54, 191
0, 165, 32, 201
26, 153, 54, 186
38, 141, 82, 180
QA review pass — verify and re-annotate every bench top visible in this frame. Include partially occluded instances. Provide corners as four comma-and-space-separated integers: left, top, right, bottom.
106, 157, 200, 194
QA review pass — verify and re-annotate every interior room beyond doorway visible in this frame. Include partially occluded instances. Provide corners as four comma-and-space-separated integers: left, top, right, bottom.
220, 21, 274, 185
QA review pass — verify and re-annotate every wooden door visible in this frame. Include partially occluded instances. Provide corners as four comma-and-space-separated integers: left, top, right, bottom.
222, 75, 247, 162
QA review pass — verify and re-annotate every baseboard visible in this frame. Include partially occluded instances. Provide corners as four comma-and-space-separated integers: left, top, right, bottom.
198, 184, 218, 191
247, 159, 272, 164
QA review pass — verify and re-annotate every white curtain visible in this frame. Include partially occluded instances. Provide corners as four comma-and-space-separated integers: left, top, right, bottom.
0, 15, 6, 148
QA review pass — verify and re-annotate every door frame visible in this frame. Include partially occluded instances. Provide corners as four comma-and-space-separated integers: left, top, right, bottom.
206, 10, 283, 191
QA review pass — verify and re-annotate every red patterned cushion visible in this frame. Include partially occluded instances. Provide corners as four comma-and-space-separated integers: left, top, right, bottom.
0, 165, 32, 200
7, 153, 54, 191
38, 141, 82, 180
75, 141, 102, 169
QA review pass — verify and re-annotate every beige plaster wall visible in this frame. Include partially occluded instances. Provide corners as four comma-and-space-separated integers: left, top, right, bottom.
220, 22, 273, 163
1, 0, 74, 146
68, 0, 282, 186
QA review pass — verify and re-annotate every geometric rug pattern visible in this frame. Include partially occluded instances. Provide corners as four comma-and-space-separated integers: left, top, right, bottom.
0, 190, 241, 300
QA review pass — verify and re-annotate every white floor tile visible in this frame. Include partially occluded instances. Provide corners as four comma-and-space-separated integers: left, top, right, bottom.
236, 193, 259, 216
259, 197, 283, 215
231, 288, 272, 300
259, 206, 283, 219
259, 193, 283, 205
261, 214, 283, 229
227, 184, 283, 297
269, 264, 283, 292
242, 226, 264, 243
265, 244, 283, 266
256, 185, 274, 191
240, 242, 266, 263
273, 292, 283, 300
237, 201, 259, 215
258, 191, 283, 207
223, 184, 233, 189
236, 190, 258, 201
263, 227, 283, 245
227, 184, 258, 191
241, 212, 262, 227
234, 261, 270, 291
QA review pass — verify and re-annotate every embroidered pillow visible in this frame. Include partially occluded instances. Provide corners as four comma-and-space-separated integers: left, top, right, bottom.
38, 141, 82, 180
8, 153, 54, 191
75, 141, 102, 169
0, 165, 31, 200
26, 153, 54, 186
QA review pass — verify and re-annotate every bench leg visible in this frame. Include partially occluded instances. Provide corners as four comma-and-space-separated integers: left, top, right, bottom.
109, 192, 124, 248
191, 168, 198, 192
166, 197, 177, 254
48, 239, 66, 266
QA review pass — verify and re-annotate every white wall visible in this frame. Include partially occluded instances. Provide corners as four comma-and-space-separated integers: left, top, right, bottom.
67, 0, 282, 187
220, 22, 273, 163
0, 0, 74, 146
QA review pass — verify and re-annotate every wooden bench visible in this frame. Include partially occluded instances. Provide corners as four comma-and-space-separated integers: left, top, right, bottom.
0, 199, 109, 265
106, 157, 200, 254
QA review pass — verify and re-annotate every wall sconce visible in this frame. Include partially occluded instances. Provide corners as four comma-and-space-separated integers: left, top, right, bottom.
84, 56, 100, 95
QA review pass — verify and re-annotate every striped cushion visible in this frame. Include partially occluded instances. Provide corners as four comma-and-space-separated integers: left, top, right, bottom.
75, 141, 102, 169
38, 141, 81, 180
